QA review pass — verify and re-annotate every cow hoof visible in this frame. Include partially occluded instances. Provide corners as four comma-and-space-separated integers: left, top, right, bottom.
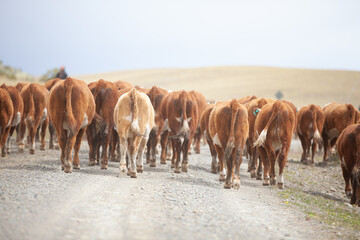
278, 183, 284, 189
233, 179, 241, 190
100, 164, 108, 170
137, 166, 143, 173
119, 164, 127, 173
171, 163, 175, 168
73, 165, 80, 170
181, 163, 188, 173
256, 175, 262, 181
270, 179, 276, 186
40, 146, 45, 151
219, 174, 226, 182
88, 161, 96, 166
160, 160, 167, 165
174, 167, 181, 174
29, 149, 35, 154
345, 191, 352, 198
224, 182, 232, 189
19, 148, 24, 153
195, 149, 200, 154
250, 170, 256, 178
64, 166, 72, 173
263, 178, 270, 186
55, 145, 60, 150
150, 162, 156, 167
6, 148, 10, 154
130, 171, 137, 178
211, 168, 217, 174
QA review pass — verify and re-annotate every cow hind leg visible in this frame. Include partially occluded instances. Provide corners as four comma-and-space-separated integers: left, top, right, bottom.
298, 133, 307, 163
181, 137, 191, 173
40, 117, 48, 151
207, 138, 218, 174
136, 138, 147, 173
73, 128, 86, 170
128, 138, 141, 178
310, 141, 317, 165
119, 137, 128, 174
224, 149, 234, 189
28, 125, 37, 154
341, 162, 352, 197
173, 139, 182, 173
233, 148, 243, 190
258, 146, 269, 185
277, 146, 290, 189
214, 145, 225, 182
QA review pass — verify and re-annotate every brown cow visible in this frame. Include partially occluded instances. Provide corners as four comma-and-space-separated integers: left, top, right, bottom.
297, 104, 325, 165
145, 86, 169, 167
45, 78, 63, 149
158, 90, 199, 173
0, 88, 14, 157
246, 98, 274, 179
200, 104, 217, 173
336, 124, 360, 206
209, 99, 249, 189
48, 77, 95, 173
322, 103, 360, 162
114, 88, 154, 177
0, 84, 23, 155
19, 83, 49, 154
190, 90, 207, 154
87, 79, 119, 169
254, 100, 296, 189
238, 95, 257, 105
114, 80, 133, 90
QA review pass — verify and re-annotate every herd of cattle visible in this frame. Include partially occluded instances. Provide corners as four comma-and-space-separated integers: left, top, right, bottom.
0, 77, 359, 206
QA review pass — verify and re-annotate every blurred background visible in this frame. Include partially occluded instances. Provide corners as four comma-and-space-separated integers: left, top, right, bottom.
1, 0, 360, 106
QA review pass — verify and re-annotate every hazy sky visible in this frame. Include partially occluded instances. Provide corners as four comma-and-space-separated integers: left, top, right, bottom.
1, 0, 359, 76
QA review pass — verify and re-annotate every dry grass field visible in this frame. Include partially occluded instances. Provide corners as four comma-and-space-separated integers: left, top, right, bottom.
74, 66, 360, 108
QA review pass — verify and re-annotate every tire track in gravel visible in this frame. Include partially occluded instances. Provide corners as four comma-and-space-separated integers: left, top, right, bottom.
0, 142, 333, 240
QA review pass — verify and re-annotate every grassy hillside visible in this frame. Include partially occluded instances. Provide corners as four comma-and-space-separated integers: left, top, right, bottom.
74, 66, 360, 108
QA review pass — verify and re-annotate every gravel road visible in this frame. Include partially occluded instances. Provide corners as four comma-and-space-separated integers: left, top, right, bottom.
0, 141, 335, 240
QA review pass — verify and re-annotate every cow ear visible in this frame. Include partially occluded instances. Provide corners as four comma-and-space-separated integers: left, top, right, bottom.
187, 117, 192, 122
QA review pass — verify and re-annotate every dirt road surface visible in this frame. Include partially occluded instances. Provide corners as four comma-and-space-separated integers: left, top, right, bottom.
0, 142, 338, 240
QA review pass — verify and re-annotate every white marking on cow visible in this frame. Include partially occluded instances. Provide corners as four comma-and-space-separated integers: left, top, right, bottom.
124, 113, 132, 122
162, 119, 170, 132
220, 168, 226, 176
309, 122, 313, 130
31, 141, 35, 150
176, 117, 182, 123
80, 113, 88, 129
144, 123, 151, 137
6, 118, 12, 128
40, 108, 47, 124
12, 112, 21, 126
313, 129, 321, 142
278, 174, 284, 184
213, 133, 221, 146
131, 119, 140, 133
254, 129, 267, 147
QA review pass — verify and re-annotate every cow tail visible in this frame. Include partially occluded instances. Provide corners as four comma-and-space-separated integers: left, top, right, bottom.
224, 99, 240, 160
27, 84, 36, 126
64, 79, 76, 137
130, 88, 144, 138
311, 105, 322, 144
254, 100, 280, 147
